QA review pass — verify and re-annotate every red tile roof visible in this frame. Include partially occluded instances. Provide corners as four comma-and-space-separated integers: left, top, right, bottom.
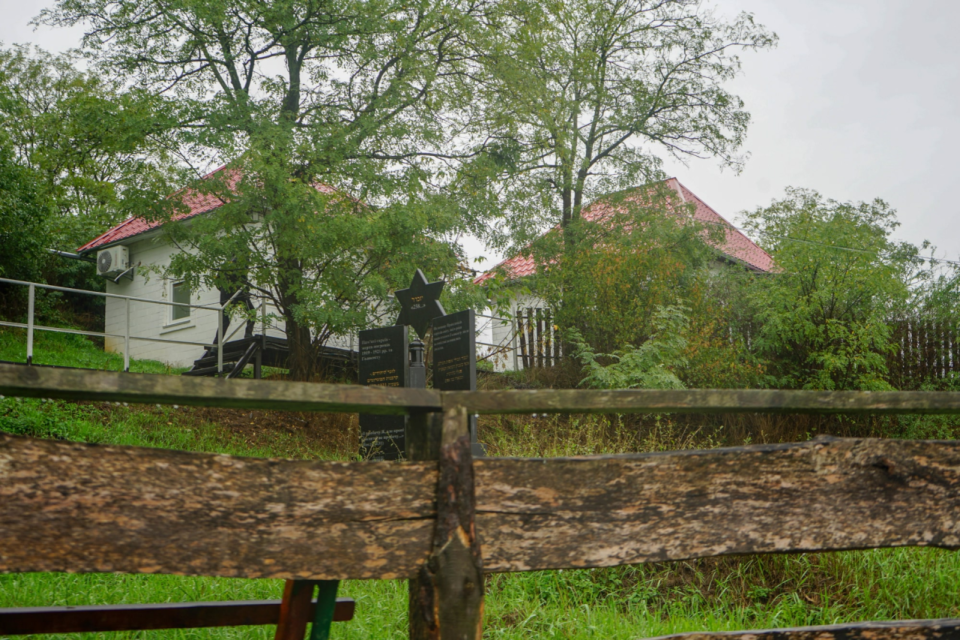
78, 166, 237, 253
78, 167, 341, 254
474, 178, 774, 284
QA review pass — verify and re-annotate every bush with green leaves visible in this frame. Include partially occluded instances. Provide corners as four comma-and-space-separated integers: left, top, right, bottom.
571, 305, 689, 390
742, 188, 923, 391
523, 188, 763, 390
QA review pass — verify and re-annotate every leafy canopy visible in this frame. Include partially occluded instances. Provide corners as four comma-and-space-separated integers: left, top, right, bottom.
42, 0, 488, 378
466, 0, 776, 252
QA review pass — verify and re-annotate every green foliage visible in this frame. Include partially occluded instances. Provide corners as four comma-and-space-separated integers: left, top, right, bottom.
0, 45, 176, 326
532, 187, 710, 350
468, 0, 777, 250
571, 305, 689, 390
0, 45, 174, 246
0, 141, 50, 284
743, 188, 921, 390
524, 186, 763, 389
42, 0, 489, 378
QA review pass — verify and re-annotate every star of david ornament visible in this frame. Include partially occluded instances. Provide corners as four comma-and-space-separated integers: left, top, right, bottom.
395, 269, 446, 339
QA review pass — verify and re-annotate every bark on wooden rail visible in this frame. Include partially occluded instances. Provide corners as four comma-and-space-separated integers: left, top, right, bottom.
4, 434, 960, 579
0, 434, 437, 580
0, 363, 441, 414
645, 618, 960, 640
444, 388, 960, 415
475, 436, 960, 572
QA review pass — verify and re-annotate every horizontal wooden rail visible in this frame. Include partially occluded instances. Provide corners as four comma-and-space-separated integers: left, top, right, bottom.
646, 618, 960, 640
444, 388, 960, 415
0, 363, 440, 414
5, 363, 960, 415
0, 598, 355, 635
3, 434, 960, 579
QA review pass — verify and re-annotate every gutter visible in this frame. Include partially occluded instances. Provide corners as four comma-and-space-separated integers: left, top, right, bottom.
48, 249, 96, 263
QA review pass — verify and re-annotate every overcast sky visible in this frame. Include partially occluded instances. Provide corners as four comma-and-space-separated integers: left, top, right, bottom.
2, 0, 958, 267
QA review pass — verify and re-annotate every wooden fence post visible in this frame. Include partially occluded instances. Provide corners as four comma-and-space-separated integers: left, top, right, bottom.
408, 409, 442, 640
407, 406, 483, 640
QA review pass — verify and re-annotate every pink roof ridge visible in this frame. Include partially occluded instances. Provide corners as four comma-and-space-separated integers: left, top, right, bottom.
473, 178, 774, 284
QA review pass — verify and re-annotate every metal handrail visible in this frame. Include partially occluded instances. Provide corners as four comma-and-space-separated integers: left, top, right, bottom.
0, 276, 225, 310
0, 277, 271, 374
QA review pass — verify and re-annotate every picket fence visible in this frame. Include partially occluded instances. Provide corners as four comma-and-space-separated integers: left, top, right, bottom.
515, 313, 960, 389
889, 317, 960, 387
3, 363, 960, 639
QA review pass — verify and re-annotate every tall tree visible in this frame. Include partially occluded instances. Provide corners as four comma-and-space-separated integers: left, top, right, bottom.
469, 0, 776, 248
0, 45, 171, 323
0, 45, 171, 251
42, 0, 488, 378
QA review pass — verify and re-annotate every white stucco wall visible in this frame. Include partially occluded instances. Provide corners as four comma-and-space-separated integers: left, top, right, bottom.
101, 234, 359, 368
103, 236, 286, 368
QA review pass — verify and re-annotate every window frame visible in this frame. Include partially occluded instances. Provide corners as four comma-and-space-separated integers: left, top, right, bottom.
169, 280, 192, 324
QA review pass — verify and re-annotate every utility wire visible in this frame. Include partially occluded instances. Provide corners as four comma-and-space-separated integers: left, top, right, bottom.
694, 217, 960, 267
747, 230, 960, 268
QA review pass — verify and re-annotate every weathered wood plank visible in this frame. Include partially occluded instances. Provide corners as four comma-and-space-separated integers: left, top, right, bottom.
445, 388, 960, 415
5, 434, 960, 580
0, 434, 436, 580
9, 363, 960, 417
645, 619, 960, 640
0, 363, 441, 414
0, 598, 355, 635
475, 436, 960, 573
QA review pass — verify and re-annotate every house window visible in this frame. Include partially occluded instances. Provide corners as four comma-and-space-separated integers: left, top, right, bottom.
171, 281, 191, 321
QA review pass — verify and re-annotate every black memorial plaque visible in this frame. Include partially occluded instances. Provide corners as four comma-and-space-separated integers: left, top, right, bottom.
431, 309, 485, 456
358, 325, 409, 461
431, 309, 476, 392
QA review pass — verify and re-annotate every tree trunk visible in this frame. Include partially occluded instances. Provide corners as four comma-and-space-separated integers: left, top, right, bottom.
285, 314, 316, 381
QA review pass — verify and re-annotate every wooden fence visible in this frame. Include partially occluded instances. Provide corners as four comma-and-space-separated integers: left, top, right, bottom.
515, 313, 960, 386
3, 363, 960, 639
516, 307, 560, 368
889, 317, 960, 387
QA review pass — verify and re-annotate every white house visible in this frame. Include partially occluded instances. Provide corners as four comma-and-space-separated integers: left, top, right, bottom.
473, 178, 775, 372
76, 166, 353, 370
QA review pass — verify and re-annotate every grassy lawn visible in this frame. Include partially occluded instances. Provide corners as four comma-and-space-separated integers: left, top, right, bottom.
0, 326, 184, 374
2, 328, 960, 639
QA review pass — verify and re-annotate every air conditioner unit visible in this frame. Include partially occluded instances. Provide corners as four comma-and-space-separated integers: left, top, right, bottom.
96, 246, 130, 278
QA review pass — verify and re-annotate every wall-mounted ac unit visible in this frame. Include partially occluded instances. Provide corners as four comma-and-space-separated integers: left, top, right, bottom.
96, 246, 130, 278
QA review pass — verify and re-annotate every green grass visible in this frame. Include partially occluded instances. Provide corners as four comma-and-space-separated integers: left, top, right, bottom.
3, 329, 960, 639
0, 327, 184, 374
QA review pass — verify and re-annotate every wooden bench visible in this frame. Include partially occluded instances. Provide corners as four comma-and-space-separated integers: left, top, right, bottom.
0, 583, 354, 638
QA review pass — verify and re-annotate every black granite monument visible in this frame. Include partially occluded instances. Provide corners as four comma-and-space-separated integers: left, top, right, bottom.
358, 324, 409, 460
431, 309, 485, 456
358, 269, 485, 460
432, 309, 477, 391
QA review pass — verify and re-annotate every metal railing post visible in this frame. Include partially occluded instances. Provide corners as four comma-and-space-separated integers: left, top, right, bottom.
511, 321, 518, 371
261, 294, 267, 336
124, 298, 131, 373
26, 284, 35, 365
217, 307, 224, 374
